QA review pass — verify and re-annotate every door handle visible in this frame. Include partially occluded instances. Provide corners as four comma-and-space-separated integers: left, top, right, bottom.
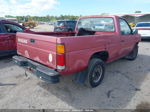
30, 39, 35, 43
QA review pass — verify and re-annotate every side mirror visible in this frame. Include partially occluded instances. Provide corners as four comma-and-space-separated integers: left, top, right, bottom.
132, 29, 138, 34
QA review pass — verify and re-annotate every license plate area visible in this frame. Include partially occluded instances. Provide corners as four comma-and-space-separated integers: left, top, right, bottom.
27, 67, 36, 73
26, 60, 40, 73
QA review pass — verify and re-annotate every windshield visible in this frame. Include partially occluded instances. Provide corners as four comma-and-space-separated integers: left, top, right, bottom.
56, 21, 76, 27
77, 17, 115, 32
136, 23, 150, 27
66, 21, 77, 27
56, 21, 66, 26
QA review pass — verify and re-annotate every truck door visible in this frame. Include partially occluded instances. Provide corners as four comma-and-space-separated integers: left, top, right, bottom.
2, 23, 24, 50
0, 23, 9, 55
119, 18, 135, 57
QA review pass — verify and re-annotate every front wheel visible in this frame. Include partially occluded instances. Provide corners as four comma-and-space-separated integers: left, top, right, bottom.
125, 45, 138, 60
85, 59, 105, 88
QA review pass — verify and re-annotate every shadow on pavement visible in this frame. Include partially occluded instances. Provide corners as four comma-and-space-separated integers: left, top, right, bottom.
38, 54, 150, 109
0, 55, 14, 69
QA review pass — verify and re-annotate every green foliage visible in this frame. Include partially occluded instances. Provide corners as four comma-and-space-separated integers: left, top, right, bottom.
135, 11, 142, 13
15, 15, 79, 22
101, 13, 109, 15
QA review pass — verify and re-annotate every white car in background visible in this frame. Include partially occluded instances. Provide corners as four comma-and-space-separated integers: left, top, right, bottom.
135, 22, 150, 39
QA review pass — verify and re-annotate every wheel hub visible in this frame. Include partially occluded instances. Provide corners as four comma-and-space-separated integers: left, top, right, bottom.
92, 65, 103, 83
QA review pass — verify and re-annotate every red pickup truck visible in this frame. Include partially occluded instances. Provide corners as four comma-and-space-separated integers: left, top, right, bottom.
0, 20, 32, 57
13, 15, 141, 88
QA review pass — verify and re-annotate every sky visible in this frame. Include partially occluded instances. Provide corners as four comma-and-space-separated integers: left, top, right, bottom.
0, 0, 150, 17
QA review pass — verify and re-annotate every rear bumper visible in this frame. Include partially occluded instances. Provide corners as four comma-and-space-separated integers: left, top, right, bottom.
13, 56, 60, 83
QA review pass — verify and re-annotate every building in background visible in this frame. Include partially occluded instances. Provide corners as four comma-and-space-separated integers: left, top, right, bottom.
119, 13, 150, 24
0, 17, 5, 20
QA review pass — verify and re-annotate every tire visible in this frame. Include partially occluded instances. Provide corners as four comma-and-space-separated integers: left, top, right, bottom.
85, 58, 105, 88
125, 45, 138, 61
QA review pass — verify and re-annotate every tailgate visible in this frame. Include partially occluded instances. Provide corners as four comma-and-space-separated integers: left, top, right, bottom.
16, 32, 57, 69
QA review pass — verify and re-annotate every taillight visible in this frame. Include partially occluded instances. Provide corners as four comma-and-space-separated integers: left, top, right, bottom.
57, 44, 65, 53
56, 44, 65, 70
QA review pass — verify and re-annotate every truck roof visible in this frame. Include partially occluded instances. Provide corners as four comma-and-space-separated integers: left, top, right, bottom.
0, 19, 17, 23
0, 20, 25, 29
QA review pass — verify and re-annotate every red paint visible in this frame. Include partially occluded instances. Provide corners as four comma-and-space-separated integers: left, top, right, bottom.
0, 20, 30, 55
16, 15, 141, 75
57, 53, 65, 66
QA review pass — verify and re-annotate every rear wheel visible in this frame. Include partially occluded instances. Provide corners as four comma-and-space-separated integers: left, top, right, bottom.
125, 45, 138, 60
85, 58, 105, 88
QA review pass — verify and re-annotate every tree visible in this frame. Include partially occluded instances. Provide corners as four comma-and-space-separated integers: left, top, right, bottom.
101, 13, 109, 15
14, 15, 79, 22
135, 11, 142, 13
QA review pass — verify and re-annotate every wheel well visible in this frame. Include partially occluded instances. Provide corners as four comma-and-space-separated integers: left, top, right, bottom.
136, 42, 139, 46
90, 51, 109, 62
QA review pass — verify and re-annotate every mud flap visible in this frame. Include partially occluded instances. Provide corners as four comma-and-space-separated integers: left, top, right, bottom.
74, 69, 87, 84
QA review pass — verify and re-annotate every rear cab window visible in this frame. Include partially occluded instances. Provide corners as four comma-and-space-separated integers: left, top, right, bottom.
77, 17, 115, 32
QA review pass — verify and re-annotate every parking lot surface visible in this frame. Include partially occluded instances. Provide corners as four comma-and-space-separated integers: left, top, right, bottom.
0, 25, 150, 109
